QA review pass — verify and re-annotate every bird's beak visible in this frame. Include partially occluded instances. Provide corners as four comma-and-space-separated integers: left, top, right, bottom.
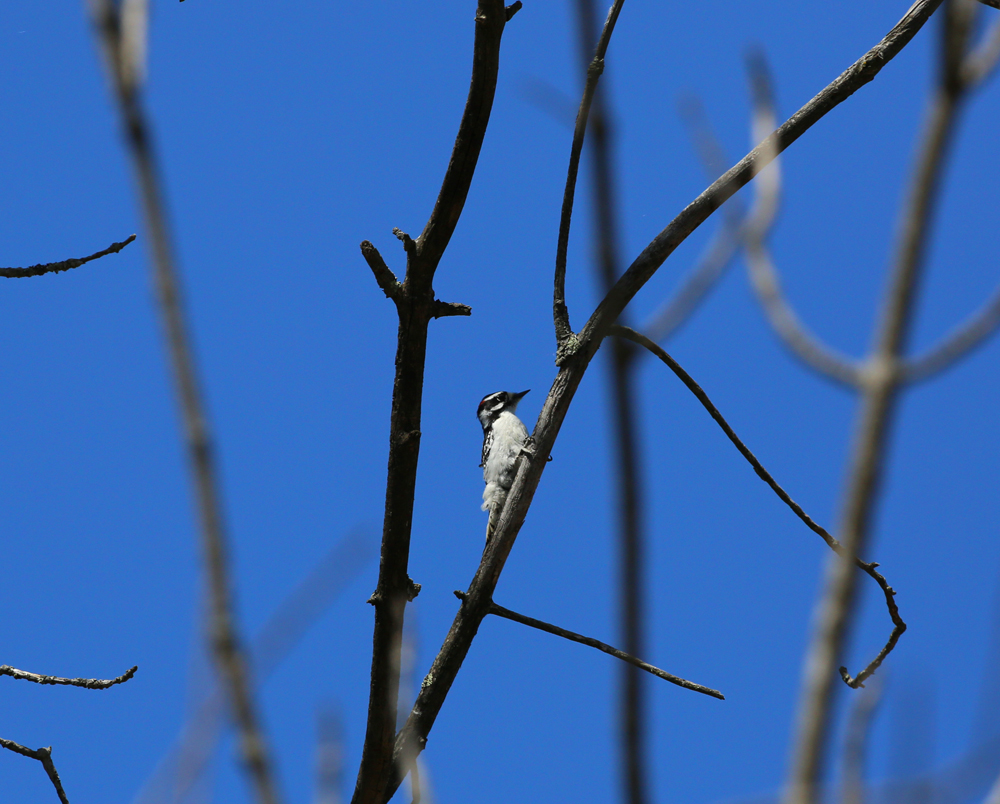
512, 389, 530, 403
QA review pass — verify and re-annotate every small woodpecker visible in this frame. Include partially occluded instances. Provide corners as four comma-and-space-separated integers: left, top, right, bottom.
477, 389, 531, 543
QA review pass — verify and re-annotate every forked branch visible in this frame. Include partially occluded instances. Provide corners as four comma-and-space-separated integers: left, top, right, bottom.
0, 738, 69, 804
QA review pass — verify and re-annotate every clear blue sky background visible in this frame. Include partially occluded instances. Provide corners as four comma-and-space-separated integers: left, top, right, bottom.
2, 2, 999, 803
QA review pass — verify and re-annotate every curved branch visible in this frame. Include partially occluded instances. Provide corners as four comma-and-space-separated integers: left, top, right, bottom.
611, 325, 905, 686
0, 663, 137, 690
0, 738, 69, 804
553, 0, 626, 356
902, 281, 1000, 383
960, 13, 1000, 86
0, 235, 135, 279
741, 52, 864, 389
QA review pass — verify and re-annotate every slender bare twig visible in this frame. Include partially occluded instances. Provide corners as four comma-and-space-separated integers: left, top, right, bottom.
553, 0, 626, 357
572, 1, 651, 801
350, 5, 519, 804
0, 235, 135, 279
787, 4, 979, 803
0, 738, 70, 804
456, 591, 724, 699
0, 663, 137, 690
841, 675, 884, 804
385, 5, 942, 801
88, 4, 279, 803
610, 323, 905, 669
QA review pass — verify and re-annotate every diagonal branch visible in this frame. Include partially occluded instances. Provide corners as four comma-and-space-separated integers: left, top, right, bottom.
553, 0, 626, 357
89, 4, 279, 803
457, 591, 724, 699
0, 738, 70, 804
386, 4, 941, 801
351, 5, 517, 804
0, 235, 135, 279
0, 663, 137, 690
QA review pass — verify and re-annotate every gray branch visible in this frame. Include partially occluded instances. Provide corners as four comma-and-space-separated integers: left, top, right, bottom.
0, 663, 137, 690
0, 738, 69, 804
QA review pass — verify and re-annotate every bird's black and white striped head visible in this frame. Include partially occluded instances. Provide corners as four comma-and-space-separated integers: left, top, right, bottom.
477, 389, 529, 430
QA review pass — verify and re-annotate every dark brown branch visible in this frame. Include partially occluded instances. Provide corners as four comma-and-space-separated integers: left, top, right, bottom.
89, 4, 280, 803
361, 240, 401, 302
0, 663, 137, 690
351, 4, 514, 803
456, 591, 724, 699
0, 234, 135, 279
553, 0, 626, 357
0, 738, 69, 804
611, 324, 906, 682
385, 6, 939, 801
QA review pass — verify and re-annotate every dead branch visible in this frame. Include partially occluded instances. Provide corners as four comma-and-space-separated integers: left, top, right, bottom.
0, 235, 135, 279
0, 738, 70, 804
0, 663, 137, 690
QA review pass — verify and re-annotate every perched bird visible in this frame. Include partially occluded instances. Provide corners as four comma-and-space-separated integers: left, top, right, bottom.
477, 390, 531, 543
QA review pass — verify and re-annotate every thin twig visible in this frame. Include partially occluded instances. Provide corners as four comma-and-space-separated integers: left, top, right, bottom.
609, 324, 906, 677
553, 0, 626, 357
351, 4, 517, 803
787, 4, 977, 803
0, 664, 137, 690
0, 738, 70, 804
386, 6, 941, 801
0, 235, 135, 279
89, 4, 279, 803
456, 591, 724, 699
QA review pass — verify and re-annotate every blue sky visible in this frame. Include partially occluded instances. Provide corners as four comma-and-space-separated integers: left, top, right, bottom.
2, 1, 1000, 803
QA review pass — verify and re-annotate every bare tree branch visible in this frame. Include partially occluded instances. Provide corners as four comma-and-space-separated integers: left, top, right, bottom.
88, 4, 279, 803
386, 5, 941, 801
0, 738, 70, 804
787, 4, 977, 803
456, 591, 724, 699
610, 324, 905, 675
0, 235, 136, 279
351, 4, 518, 803
553, 0, 626, 358
0, 663, 137, 690
741, 52, 864, 389
960, 12, 1000, 84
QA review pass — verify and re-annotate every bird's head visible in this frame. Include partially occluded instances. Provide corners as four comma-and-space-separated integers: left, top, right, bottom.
477, 389, 529, 428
